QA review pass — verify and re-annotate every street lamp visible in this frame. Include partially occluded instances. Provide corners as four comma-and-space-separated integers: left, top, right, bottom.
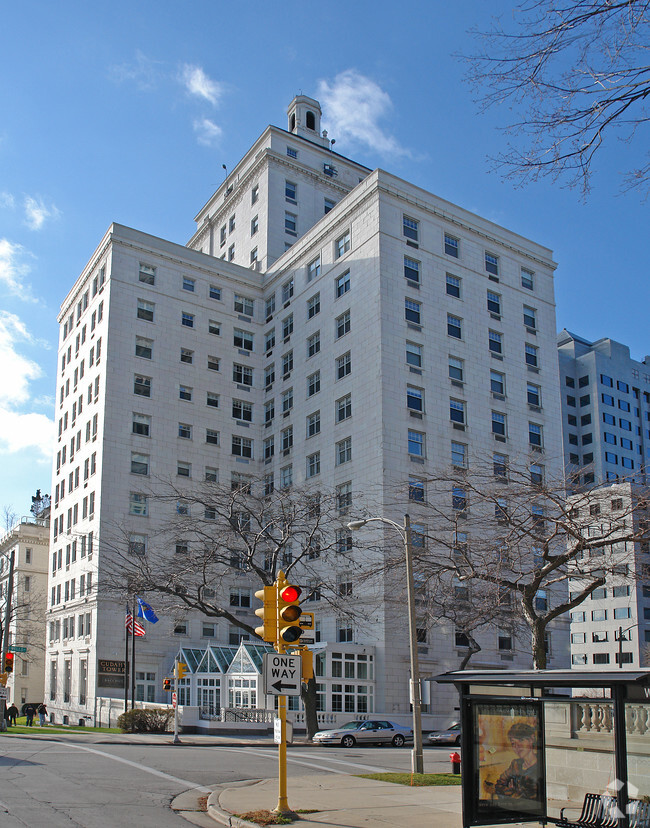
616, 622, 639, 668
347, 514, 424, 775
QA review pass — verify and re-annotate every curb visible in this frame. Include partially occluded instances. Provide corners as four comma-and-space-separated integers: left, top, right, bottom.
207, 780, 264, 828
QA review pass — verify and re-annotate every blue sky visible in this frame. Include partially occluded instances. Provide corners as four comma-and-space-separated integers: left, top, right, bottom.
1, 1, 647, 517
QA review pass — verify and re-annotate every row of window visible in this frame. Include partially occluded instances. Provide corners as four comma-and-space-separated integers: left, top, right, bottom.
61, 267, 105, 340
49, 613, 92, 642
51, 498, 95, 539
50, 573, 92, 606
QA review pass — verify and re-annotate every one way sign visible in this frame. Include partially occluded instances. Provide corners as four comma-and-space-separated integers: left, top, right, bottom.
263, 653, 301, 696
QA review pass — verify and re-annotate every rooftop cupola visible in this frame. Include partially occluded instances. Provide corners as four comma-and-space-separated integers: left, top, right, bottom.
287, 95, 330, 148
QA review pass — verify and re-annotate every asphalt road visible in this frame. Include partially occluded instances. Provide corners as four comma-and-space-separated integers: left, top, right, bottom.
0, 734, 455, 827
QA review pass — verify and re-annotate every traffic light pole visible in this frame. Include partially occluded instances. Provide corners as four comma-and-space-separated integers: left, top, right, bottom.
173, 660, 181, 744
404, 514, 424, 775
1, 549, 16, 732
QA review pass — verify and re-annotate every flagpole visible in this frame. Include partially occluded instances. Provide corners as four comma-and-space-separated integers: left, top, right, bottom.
131, 595, 136, 711
124, 603, 130, 714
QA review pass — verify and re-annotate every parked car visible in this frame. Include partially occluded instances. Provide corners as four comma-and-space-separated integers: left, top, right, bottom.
428, 722, 461, 745
313, 719, 414, 748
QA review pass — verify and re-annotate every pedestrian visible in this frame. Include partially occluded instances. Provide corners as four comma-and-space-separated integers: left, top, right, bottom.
37, 702, 47, 726
7, 703, 19, 726
25, 704, 35, 726
4, 705, 10, 727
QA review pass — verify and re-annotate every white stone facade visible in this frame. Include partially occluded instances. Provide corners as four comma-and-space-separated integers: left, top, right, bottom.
47, 96, 567, 728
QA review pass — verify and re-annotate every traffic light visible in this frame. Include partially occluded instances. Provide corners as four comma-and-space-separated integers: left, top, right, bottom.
163, 677, 171, 691
277, 576, 303, 645
176, 661, 187, 679
4, 653, 14, 673
254, 584, 278, 643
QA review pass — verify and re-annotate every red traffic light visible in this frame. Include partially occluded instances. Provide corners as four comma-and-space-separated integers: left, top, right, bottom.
280, 585, 301, 603
4, 653, 14, 673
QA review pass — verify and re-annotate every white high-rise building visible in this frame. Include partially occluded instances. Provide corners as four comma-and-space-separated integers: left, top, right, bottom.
47, 96, 566, 728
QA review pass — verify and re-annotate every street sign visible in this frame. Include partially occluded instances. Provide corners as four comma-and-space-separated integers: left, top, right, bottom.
299, 612, 314, 630
172, 692, 177, 709
0, 686, 8, 700
298, 636, 314, 645
274, 716, 294, 744
9, 646, 27, 653
263, 653, 301, 696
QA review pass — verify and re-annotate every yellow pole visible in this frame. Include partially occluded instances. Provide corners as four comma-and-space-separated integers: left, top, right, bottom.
275, 693, 290, 814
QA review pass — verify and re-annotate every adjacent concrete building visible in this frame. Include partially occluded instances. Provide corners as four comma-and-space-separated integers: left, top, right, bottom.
47, 95, 566, 728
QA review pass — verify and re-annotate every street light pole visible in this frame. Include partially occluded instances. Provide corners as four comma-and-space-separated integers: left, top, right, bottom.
348, 514, 424, 775
617, 623, 639, 668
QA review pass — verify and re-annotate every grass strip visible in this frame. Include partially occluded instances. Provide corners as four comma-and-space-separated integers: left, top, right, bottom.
356, 772, 461, 786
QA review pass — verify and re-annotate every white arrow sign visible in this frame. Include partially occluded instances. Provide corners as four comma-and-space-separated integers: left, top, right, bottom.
263, 653, 301, 696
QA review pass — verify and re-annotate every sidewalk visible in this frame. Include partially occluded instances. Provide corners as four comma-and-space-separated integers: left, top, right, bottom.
208, 774, 464, 828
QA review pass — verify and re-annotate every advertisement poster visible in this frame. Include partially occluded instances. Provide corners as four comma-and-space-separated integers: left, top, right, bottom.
472, 702, 545, 823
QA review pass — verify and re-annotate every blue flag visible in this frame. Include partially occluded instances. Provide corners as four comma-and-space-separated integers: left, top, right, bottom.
136, 596, 159, 623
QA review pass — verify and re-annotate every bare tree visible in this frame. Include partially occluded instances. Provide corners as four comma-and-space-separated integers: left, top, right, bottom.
102, 476, 379, 737
463, 1, 650, 196
400, 463, 648, 668
2, 506, 18, 533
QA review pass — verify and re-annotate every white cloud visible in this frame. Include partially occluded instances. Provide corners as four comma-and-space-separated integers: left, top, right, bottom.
24, 196, 60, 231
193, 117, 223, 147
109, 50, 161, 91
0, 311, 54, 458
181, 64, 223, 106
318, 69, 411, 159
0, 192, 15, 209
0, 238, 35, 299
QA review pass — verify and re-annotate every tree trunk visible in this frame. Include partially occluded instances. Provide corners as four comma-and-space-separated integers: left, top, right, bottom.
301, 677, 319, 739
531, 622, 547, 670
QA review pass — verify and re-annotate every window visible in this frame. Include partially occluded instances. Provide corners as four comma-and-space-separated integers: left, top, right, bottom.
452, 487, 468, 512
232, 435, 252, 457
307, 331, 320, 358
233, 364, 253, 386
285, 211, 297, 234
523, 306, 537, 330
280, 465, 292, 488
493, 452, 507, 480
307, 371, 320, 397
177, 461, 191, 478
489, 331, 503, 355
336, 309, 350, 339
485, 253, 499, 276
409, 477, 425, 502
129, 492, 148, 516
206, 429, 220, 445
251, 183, 259, 204
281, 426, 293, 453
444, 234, 459, 257
491, 370, 505, 395
336, 437, 352, 465
281, 387, 293, 414
139, 263, 156, 284
446, 274, 461, 297
521, 268, 534, 290
234, 328, 253, 351
182, 276, 195, 292
408, 430, 425, 457
308, 257, 321, 282
208, 319, 220, 336
134, 375, 151, 397
250, 247, 258, 268
282, 351, 293, 376
403, 216, 418, 241
307, 411, 321, 437
527, 383, 541, 407
336, 394, 352, 423
178, 423, 192, 439
181, 311, 194, 328
285, 180, 297, 202
287, 145, 297, 158
449, 356, 464, 382
135, 336, 153, 359
525, 344, 539, 368
336, 482, 352, 514
487, 291, 501, 315
307, 293, 320, 319
492, 411, 506, 436
447, 314, 462, 339
335, 270, 351, 297
305, 452, 320, 478
232, 400, 253, 422
324, 197, 336, 214
180, 347, 193, 364
407, 341, 423, 368
209, 284, 221, 300
605, 451, 618, 464
264, 435, 274, 459
530, 463, 544, 484
205, 466, 218, 482
404, 257, 420, 283
137, 299, 154, 322
336, 231, 351, 258
336, 351, 351, 379
451, 441, 467, 468
405, 298, 421, 325
229, 215, 236, 233
450, 399, 466, 424
179, 385, 192, 401
131, 452, 149, 475
407, 385, 424, 412
234, 294, 254, 316
614, 607, 631, 620
529, 422, 543, 447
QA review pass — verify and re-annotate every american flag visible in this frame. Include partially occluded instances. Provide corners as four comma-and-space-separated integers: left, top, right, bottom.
125, 604, 145, 637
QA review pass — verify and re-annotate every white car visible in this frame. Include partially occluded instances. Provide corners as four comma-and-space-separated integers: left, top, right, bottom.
312, 719, 413, 748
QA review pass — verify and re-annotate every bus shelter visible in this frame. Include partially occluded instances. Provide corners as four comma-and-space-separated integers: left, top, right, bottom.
434, 669, 650, 828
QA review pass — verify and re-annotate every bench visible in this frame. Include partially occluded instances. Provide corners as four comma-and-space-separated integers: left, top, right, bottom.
555, 793, 650, 828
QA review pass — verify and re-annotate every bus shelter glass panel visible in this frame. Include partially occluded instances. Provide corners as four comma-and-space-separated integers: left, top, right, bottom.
544, 699, 615, 822
625, 701, 650, 803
